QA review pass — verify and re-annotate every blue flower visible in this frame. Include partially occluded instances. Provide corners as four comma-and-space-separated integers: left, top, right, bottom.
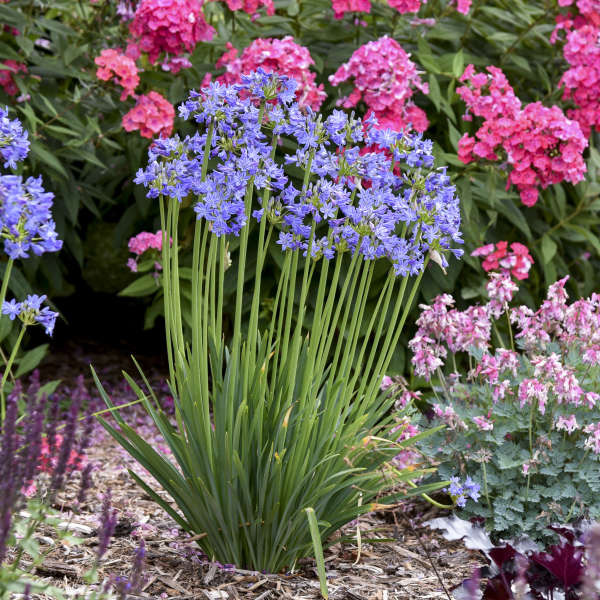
0, 107, 29, 169
134, 71, 463, 272
0, 174, 63, 259
2, 294, 58, 336
445, 476, 480, 508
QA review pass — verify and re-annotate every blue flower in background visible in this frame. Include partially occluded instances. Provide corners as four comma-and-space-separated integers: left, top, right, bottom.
2, 294, 58, 336
0, 107, 29, 169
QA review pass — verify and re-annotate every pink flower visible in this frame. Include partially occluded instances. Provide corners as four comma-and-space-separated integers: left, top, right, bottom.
472, 241, 534, 280
455, 0, 472, 14
473, 415, 494, 431
457, 66, 588, 206
380, 375, 394, 390
161, 56, 193, 73
0, 60, 27, 96
486, 272, 519, 317
215, 38, 326, 111
329, 36, 429, 134
518, 378, 549, 414
221, 0, 274, 17
127, 258, 138, 272
129, 0, 215, 64
122, 92, 174, 139
584, 422, 600, 453
95, 48, 140, 100
331, 0, 370, 18
556, 414, 579, 433
128, 230, 164, 255
387, 0, 423, 13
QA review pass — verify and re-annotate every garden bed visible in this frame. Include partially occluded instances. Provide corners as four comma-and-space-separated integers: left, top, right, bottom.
38, 421, 484, 600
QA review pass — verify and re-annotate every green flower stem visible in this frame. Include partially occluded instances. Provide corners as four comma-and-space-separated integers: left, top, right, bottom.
247, 135, 278, 360
505, 305, 515, 351
0, 258, 14, 315
315, 249, 361, 377
482, 461, 492, 511
1, 323, 26, 421
406, 480, 455, 509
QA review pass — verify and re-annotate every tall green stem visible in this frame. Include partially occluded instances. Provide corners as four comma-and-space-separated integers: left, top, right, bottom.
1, 323, 26, 421
0, 259, 14, 312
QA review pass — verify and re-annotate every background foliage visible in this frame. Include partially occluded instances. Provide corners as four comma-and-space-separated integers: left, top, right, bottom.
1, 0, 599, 371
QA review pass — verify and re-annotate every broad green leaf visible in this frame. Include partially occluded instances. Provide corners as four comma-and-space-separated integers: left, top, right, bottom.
540, 235, 557, 264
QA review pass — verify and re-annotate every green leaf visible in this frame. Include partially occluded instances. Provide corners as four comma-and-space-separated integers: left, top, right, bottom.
452, 50, 464, 79
119, 274, 160, 297
30, 141, 69, 178
306, 508, 328, 599
540, 235, 557, 264
15, 344, 48, 378
428, 74, 441, 112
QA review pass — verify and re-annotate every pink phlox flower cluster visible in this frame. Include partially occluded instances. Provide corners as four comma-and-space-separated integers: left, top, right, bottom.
556, 413, 579, 433
0, 60, 27, 97
557, 23, 600, 137
331, 0, 370, 18
558, 0, 600, 25
222, 0, 274, 18
95, 49, 140, 101
457, 65, 587, 207
213, 38, 326, 110
329, 36, 429, 133
129, 0, 214, 64
331, 0, 428, 19
387, 0, 424, 13
472, 241, 534, 280
454, 0, 472, 13
128, 230, 163, 255
161, 56, 193, 73
127, 230, 170, 272
472, 415, 494, 431
584, 422, 600, 453
122, 91, 174, 139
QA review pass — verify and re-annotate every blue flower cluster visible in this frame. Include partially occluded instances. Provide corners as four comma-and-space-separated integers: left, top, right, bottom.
134, 69, 463, 276
0, 175, 63, 259
0, 109, 62, 260
2, 294, 58, 335
0, 107, 29, 169
446, 476, 481, 508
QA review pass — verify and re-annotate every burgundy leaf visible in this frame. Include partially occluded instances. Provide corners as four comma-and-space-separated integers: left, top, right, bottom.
489, 544, 518, 568
530, 543, 585, 588
482, 575, 512, 600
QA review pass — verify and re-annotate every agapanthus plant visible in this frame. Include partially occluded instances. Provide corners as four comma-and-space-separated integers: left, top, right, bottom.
0, 108, 62, 420
406, 248, 600, 542
95, 70, 462, 577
